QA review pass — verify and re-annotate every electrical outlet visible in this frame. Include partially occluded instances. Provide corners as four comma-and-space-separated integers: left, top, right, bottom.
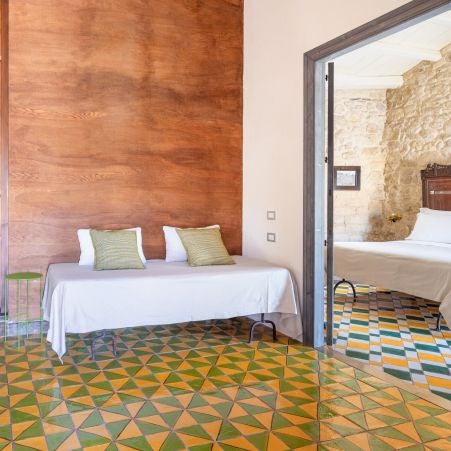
267, 210, 276, 220
267, 233, 276, 242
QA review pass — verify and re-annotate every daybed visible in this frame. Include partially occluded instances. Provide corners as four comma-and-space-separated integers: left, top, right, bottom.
43, 256, 298, 358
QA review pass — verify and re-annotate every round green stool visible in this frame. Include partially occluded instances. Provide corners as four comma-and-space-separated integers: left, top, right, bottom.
4, 272, 43, 348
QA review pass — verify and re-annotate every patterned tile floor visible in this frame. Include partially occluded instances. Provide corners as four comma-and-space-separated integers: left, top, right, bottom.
333, 284, 451, 400
0, 318, 450, 450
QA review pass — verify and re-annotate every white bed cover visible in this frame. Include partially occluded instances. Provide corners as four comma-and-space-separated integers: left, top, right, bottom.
43, 256, 298, 358
334, 240, 451, 327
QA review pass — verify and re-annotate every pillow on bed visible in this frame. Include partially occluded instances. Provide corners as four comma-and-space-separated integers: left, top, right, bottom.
176, 227, 235, 266
406, 212, 451, 243
90, 230, 145, 270
163, 225, 219, 262
78, 227, 146, 266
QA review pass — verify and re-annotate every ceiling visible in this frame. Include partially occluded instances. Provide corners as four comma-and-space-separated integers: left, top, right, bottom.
333, 9, 451, 89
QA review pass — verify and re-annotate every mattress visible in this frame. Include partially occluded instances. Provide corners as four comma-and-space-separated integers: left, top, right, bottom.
43, 256, 298, 358
334, 240, 451, 327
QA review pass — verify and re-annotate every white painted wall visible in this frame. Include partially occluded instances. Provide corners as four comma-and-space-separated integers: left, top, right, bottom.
243, 0, 410, 339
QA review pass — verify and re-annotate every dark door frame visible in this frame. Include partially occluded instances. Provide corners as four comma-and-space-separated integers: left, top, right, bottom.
302, 0, 451, 348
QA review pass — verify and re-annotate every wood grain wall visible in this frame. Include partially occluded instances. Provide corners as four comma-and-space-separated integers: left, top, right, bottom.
8, 0, 243, 274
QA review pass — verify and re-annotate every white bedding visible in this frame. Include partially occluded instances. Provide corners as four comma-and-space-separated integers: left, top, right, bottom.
43, 256, 298, 358
334, 240, 451, 326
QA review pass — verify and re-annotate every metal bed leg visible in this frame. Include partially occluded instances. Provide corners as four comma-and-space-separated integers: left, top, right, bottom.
112, 334, 117, 356
90, 330, 117, 360
90, 337, 96, 361
334, 278, 357, 301
248, 314, 277, 343
436, 313, 442, 332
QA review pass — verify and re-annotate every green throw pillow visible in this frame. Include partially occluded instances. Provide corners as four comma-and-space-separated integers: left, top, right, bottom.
90, 230, 145, 270
176, 227, 235, 266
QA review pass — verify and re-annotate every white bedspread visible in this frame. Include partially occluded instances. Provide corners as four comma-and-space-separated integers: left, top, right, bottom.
43, 256, 298, 358
334, 240, 451, 326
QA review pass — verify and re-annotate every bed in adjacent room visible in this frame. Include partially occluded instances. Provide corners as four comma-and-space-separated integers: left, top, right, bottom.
334, 164, 451, 329
335, 240, 451, 316
43, 256, 298, 358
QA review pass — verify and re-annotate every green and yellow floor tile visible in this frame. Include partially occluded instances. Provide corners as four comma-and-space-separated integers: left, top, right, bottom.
0, 317, 449, 450
333, 284, 451, 399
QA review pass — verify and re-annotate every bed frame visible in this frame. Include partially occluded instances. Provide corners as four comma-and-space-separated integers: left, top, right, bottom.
334, 163, 451, 331
88, 316, 278, 360
89, 315, 277, 360
421, 163, 451, 211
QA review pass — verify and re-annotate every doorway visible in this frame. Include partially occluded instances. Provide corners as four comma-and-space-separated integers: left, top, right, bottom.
302, 0, 451, 393
329, 11, 451, 399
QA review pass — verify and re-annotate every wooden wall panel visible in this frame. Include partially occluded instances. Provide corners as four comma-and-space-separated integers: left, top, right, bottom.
9, 0, 243, 275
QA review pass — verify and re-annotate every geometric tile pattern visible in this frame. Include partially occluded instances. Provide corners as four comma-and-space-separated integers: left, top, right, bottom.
0, 317, 450, 450
333, 284, 451, 400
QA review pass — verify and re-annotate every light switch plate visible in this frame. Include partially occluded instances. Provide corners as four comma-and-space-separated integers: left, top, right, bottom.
267, 232, 276, 242
267, 210, 276, 220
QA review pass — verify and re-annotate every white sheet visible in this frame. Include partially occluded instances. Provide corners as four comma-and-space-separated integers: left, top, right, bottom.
334, 240, 451, 327
43, 256, 298, 358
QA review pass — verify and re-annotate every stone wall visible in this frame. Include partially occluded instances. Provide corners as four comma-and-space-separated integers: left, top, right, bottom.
379, 44, 451, 240
334, 44, 451, 241
334, 90, 387, 241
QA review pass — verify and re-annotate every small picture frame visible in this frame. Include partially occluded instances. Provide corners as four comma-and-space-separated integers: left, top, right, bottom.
334, 166, 361, 191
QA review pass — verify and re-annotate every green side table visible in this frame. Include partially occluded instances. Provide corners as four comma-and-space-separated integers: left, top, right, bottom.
4, 272, 43, 347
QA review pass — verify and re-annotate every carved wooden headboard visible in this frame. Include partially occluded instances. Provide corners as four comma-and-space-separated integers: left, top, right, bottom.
421, 164, 451, 211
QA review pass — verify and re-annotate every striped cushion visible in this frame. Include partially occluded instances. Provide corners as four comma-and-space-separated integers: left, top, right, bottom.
176, 227, 235, 266
90, 230, 145, 270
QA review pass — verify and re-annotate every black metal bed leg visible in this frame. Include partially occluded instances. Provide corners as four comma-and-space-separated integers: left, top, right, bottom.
248, 314, 277, 343
350, 282, 356, 300
112, 334, 118, 356
90, 340, 95, 361
89, 330, 117, 360
436, 313, 442, 332
248, 322, 259, 344
334, 278, 357, 301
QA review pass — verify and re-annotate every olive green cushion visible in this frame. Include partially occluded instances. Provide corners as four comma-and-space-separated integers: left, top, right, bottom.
176, 227, 235, 266
90, 230, 145, 270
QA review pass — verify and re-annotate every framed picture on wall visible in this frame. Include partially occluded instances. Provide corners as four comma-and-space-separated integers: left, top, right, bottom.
334, 166, 361, 190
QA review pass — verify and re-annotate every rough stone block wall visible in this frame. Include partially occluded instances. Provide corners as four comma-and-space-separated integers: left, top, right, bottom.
334, 90, 387, 241
380, 43, 451, 240
334, 43, 451, 242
